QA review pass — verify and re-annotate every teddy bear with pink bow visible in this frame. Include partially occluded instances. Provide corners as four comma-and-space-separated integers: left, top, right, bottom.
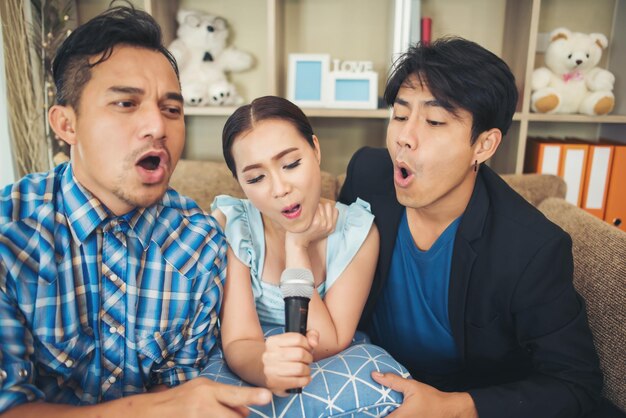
531, 27, 615, 115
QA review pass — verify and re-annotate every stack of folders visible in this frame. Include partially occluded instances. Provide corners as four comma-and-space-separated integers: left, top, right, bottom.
525, 137, 626, 232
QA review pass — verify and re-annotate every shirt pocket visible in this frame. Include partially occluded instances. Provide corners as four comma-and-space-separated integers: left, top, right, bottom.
35, 329, 96, 382
134, 267, 194, 364
135, 324, 189, 364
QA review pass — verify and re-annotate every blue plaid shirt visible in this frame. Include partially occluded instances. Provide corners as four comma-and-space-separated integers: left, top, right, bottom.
0, 163, 226, 412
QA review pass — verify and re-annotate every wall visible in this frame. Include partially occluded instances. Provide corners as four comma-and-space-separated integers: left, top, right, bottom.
0, 21, 16, 188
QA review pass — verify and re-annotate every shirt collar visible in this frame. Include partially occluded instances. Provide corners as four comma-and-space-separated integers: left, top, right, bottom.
61, 164, 109, 245
61, 163, 159, 249
123, 205, 159, 250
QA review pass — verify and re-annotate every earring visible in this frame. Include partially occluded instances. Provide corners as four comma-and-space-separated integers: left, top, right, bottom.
473, 160, 478, 172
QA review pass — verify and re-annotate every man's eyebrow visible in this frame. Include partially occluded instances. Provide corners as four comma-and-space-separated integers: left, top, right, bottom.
106, 87, 184, 103
394, 97, 410, 107
393, 97, 443, 108
107, 86, 144, 95
423, 99, 443, 108
164, 92, 184, 103
241, 147, 298, 173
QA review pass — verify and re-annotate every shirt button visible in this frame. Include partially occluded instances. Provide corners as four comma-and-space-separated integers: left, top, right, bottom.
65, 359, 74, 367
108, 376, 116, 384
18, 369, 28, 378
109, 326, 117, 334
0, 369, 7, 381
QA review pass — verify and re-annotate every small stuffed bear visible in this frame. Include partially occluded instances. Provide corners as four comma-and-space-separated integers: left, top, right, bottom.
531, 27, 615, 115
207, 80, 243, 106
169, 9, 253, 106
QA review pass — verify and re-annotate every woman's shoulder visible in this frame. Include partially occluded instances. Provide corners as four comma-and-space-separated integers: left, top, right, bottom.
210, 195, 264, 268
212, 195, 262, 224
323, 198, 375, 291
334, 198, 374, 228
212, 194, 253, 213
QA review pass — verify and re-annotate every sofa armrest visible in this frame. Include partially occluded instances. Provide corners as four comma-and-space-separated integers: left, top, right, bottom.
501, 173, 566, 207
538, 197, 626, 413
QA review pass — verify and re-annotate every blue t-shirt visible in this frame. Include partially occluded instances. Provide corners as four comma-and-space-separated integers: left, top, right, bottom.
370, 210, 462, 375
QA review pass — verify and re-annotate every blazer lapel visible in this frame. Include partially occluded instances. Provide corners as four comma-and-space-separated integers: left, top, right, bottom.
448, 169, 490, 360
361, 179, 404, 326
373, 193, 404, 296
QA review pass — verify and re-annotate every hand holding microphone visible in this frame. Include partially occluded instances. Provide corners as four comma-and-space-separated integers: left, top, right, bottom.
261, 269, 318, 396
279, 268, 315, 394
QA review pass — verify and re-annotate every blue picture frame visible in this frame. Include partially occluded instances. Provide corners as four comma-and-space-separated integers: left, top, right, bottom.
326, 71, 378, 109
287, 54, 330, 107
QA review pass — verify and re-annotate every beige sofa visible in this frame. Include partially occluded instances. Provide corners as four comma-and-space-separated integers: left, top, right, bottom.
170, 159, 626, 415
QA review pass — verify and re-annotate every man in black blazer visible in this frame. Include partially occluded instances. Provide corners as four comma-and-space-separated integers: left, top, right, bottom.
339, 37, 602, 418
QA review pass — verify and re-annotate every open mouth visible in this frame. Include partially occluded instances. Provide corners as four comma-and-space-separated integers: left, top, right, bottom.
282, 204, 301, 215
394, 161, 414, 188
134, 150, 170, 184
137, 155, 161, 171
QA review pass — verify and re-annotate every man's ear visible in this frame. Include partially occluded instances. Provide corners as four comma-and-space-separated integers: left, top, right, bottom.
48, 105, 77, 146
474, 128, 501, 164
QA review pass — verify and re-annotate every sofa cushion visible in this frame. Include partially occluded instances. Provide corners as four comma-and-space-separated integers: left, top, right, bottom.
170, 159, 339, 212
170, 160, 244, 212
538, 197, 626, 412
501, 173, 566, 207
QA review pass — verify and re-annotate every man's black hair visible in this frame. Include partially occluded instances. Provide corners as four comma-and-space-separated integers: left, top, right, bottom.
52, 2, 179, 110
384, 37, 518, 144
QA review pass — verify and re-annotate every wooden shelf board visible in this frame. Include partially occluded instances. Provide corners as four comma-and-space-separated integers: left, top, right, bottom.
184, 108, 527, 121
526, 113, 626, 123
184, 107, 239, 116
184, 106, 392, 119
302, 108, 390, 119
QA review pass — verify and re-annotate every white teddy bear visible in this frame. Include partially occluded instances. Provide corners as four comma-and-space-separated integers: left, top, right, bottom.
169, 9, 252, 106
531, 27, 615, 115
207, 80, 242, 106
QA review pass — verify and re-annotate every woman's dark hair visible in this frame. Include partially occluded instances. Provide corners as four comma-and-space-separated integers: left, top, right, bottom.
384, 37, 518, 144
222, 96, 315, 178
52, 2, 179, 111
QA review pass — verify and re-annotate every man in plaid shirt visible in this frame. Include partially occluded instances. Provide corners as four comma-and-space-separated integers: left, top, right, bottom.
0, 5, 270, 417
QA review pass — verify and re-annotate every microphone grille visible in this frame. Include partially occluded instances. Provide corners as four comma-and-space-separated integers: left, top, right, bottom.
280, 268, 314, 299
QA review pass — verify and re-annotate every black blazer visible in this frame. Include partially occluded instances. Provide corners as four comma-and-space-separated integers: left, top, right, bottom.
339, 147, 603, 418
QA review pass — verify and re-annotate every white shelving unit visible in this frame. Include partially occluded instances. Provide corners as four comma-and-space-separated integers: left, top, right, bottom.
76, 0, 626, 175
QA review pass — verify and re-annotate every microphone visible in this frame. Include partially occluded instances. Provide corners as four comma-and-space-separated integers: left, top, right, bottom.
280, 267, 315, 394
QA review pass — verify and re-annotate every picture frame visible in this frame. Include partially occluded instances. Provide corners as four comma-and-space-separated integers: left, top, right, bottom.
287, 54, 330, 107
326, 71, 378, 109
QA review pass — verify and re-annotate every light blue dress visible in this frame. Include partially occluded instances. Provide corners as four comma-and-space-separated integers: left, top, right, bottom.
202, 196, 409, 417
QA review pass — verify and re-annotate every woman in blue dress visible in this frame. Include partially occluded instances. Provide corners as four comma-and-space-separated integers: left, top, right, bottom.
204, 96, 408, 417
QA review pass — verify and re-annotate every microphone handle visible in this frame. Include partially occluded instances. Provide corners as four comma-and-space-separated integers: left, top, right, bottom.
284, 296, 310, 394
284, 296, 310, 335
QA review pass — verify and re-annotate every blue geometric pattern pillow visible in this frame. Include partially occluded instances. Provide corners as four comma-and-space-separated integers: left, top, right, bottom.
202, 327, 410, 417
